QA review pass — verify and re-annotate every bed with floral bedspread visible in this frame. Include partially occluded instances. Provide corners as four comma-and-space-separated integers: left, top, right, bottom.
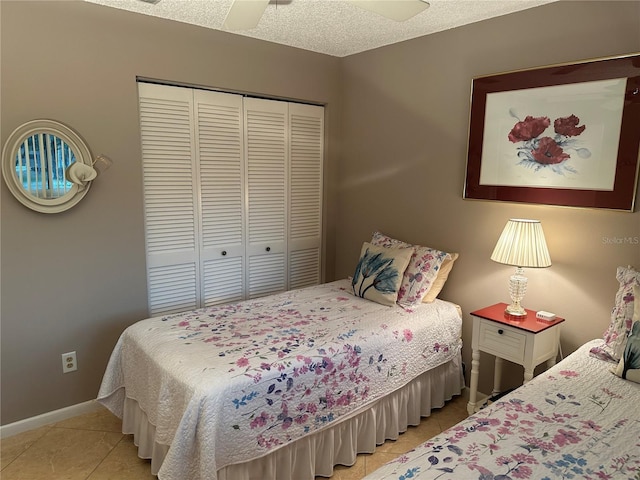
364, 339, 640, 480
97, 279, 463, 480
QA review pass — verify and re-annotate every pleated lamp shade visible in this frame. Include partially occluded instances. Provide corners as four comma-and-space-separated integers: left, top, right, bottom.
491, 219, 551, 268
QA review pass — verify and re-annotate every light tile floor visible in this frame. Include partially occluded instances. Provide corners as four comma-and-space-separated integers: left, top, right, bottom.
0, 396, 469, 480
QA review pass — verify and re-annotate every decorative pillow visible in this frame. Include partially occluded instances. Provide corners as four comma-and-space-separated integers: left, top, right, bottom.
370, 231, 450, 307
612, 284, 640, 383
422, 252, 459, 303
590, 265, 640, 363
351, 242, 413, 306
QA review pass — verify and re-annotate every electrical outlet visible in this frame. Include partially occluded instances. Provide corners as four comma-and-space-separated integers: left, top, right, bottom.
62, 351, 77, 373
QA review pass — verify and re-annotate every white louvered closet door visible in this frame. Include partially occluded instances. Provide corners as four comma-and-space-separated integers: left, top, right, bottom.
140, 83, 324, 315
288, 103, 324, 290
244, 98, 288, 299
195, 90, 245, 307
139, 83, 200, 316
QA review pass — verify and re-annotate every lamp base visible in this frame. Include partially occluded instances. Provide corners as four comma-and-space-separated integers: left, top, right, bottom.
504, 303, 527, 318
505, 267, 528, 319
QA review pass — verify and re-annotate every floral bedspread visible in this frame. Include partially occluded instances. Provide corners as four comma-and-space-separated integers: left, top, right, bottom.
365, 340, 640, 480
97, 279, 462, 480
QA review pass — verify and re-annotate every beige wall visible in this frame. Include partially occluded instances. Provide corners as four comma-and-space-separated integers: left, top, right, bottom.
337, 2, 640, 393
1, 0, 639, 426
0, 1, 341, 424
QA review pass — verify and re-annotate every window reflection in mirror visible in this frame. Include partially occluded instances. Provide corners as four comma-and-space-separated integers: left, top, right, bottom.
15, 132, 76, 199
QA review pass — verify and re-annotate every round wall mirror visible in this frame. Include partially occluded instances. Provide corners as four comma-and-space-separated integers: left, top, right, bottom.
2, 119, 94, 213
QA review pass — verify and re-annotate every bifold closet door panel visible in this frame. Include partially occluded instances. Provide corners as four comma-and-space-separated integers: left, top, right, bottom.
139, 82, 200, 316
244, 97, 288, 299
195, 89, 246, 307
288, 103, 324, 290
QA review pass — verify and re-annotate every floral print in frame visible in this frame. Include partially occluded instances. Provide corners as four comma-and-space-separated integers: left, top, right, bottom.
464, 54, 640, 211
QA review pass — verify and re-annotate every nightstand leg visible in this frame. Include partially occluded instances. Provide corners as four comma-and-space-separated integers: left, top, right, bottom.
524, 367, 534, 383
467, 348, 480, 415
492, 357, 503, 397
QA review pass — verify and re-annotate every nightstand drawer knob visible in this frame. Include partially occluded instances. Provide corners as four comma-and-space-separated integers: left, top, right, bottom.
498, 329, 504, 335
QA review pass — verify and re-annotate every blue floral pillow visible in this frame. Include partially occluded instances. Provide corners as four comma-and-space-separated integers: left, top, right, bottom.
612, 284, 640, 384
352, 242, 413, 306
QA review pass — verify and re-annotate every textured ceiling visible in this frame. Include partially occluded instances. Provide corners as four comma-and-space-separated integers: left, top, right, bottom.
84, 0, 557, 57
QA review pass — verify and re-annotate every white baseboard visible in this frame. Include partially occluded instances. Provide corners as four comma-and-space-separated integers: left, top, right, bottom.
1, 400, 103, 439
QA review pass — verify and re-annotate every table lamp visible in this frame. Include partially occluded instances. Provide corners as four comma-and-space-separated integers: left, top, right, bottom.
490, 219, 551, 317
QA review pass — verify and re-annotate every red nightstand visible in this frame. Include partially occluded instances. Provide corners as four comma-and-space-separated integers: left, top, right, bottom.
467, 303, 565, 414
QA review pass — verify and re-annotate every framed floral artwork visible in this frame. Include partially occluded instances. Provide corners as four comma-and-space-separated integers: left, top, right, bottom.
463, 53, 640, 211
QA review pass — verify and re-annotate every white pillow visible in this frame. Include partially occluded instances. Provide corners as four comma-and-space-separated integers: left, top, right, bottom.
422, 253, 459, 303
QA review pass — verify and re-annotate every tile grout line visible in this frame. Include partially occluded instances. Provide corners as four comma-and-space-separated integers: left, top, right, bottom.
47, 422, 128, 480
1, 423, 125, 478
0, 425, 53, 473
83, 432, 128, 480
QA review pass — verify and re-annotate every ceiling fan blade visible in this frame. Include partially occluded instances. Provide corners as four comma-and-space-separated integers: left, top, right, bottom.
348, 0, 430, 22
223, 0, 270, 30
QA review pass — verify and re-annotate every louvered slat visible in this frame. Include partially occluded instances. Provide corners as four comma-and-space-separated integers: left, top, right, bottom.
197, 91, 244, 249
245, 101, 286, 245
148, 264, 197, 316
141, 94, 196, 255
289, 248, 321, 290
248, 253, 286, 298
290, 111, 322, 239
203, 257, 244, 306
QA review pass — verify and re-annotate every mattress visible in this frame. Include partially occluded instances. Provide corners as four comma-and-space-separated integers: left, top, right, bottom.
97, 279, 463, 479
364, 339, 640, 479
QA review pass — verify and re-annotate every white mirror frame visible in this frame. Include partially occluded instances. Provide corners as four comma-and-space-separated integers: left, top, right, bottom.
2, 119, 94, 213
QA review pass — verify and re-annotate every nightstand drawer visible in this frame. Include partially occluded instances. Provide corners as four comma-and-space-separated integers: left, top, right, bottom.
478, 320, 526, 363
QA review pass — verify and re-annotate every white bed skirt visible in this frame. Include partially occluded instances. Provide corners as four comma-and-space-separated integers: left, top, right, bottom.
121, 352, 464, 479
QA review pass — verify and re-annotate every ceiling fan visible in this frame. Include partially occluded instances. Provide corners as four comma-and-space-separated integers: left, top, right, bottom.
223, 0, 431, 30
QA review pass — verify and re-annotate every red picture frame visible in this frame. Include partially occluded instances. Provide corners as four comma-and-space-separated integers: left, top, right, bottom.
464, 54, 640, 211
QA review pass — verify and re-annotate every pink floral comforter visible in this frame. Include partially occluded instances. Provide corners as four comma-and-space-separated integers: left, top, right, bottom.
365, 340, 640, 480
97, 279, 462, 479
